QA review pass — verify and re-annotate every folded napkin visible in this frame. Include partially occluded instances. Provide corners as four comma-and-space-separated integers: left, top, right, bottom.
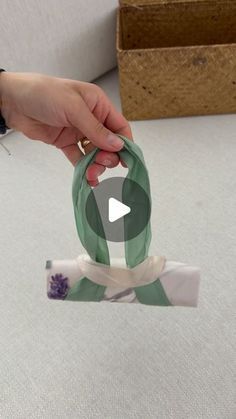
46, 136, 200, 306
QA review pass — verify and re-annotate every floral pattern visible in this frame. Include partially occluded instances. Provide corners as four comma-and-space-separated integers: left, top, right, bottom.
48, 273, 69, 300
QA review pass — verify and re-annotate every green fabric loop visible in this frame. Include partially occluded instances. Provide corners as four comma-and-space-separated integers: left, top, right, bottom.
67, 148, 107, 301
66, 136, 171, 306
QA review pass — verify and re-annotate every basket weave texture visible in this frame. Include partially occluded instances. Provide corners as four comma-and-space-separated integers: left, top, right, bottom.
117, 0, 236, 120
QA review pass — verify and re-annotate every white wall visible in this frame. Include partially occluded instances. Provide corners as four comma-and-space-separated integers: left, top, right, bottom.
1, 0, 118, 81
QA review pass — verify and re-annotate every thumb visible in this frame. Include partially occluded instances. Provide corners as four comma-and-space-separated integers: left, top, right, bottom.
68, 95, 124, 151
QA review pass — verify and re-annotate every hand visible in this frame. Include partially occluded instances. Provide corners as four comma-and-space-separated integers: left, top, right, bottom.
0, 72, 132, 185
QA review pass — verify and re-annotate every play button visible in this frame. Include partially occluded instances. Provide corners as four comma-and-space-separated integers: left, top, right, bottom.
108, 198, 131, 222
85, 177, 151, 242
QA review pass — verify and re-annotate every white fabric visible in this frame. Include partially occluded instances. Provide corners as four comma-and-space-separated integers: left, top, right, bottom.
77, 254, 166, 287
104, 285, 137, 303
0, 0, 117, 81
46, 255, 200, 306
160, 262, 200, 307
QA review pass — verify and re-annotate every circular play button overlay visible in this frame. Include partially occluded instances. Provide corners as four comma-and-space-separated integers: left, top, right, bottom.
85, 177, 151, 242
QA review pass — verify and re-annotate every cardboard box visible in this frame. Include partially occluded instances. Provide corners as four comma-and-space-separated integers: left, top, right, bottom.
117, 0, 236, 120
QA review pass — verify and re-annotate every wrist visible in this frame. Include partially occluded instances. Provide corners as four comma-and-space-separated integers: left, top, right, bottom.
0, 70, 7, 110
0, 70, 4, 110
0, 70, 9, 133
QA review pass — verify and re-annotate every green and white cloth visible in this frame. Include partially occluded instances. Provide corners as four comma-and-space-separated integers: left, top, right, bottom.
46, 136, 200, 306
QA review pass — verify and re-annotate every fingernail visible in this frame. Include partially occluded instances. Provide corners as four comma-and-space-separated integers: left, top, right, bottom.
103, 159, 112, 166
107, 134, 124, 149
89, 180, 99, 187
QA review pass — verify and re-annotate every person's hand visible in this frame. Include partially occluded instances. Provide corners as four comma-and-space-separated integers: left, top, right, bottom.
0, 72, 132, 185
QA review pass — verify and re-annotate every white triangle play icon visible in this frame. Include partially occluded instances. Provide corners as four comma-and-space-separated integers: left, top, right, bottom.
108, 197, 131, 223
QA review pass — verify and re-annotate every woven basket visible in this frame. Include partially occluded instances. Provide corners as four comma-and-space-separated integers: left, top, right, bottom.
117, 0, 236, 120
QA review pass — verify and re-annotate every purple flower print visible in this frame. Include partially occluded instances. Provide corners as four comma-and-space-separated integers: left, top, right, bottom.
48, 273, 69, 300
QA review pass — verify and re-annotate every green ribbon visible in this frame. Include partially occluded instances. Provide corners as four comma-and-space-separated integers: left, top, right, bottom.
66, 136, 171, 306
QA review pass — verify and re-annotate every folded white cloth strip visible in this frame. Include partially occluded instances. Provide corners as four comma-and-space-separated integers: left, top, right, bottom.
46, 256, 200, 307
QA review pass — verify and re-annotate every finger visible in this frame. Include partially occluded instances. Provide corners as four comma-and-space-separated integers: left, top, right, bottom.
97, 92, 133, 140
10, 114, 62, 144
103, 102, 133, 141
61, 143, 83, 166
89, 179, 99, 187
95, 151, 119, 168
68, 95, 124, 151
47, 126, 83, 165
82, 140, 120, 168
86, 162, 105, 182
82, 141, 95, 154
77, 83, 133, 142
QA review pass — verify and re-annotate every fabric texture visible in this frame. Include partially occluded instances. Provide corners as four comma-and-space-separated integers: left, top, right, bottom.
47, 255, 200, 306
0, 0, 117, 81
0, 70, 235, 418
46, 136, 200, 306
